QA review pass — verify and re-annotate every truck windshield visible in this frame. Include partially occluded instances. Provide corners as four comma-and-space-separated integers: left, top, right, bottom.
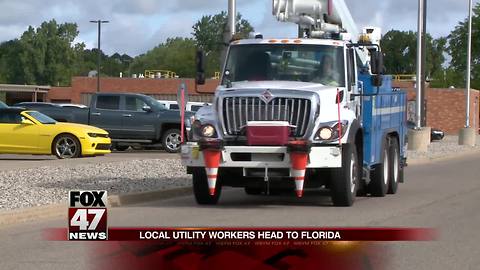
26, 111, 57, 124
223, 44, 345, 87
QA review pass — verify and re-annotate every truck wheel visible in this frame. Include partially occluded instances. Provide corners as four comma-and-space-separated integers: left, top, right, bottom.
52, 134, 81, 159
369, 137, 389, 197
192, 168, 221, 205
331, 144, 359, 207
162, 129, 181, 153
388, 138, 400, 194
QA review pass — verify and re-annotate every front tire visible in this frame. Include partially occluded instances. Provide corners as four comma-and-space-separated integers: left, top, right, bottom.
162, 129, 182, 153
331, 144, 359, 207
52, 134, 81, 159
192, 168, 221, 205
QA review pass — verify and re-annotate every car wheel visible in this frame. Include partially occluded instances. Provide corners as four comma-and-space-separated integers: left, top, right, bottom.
115, 145, 130, 151
52, 134, 81, 159
331, 144, 359, 206
388, 138, 400, 194
369, 137, 389, 197
162, 129, 182, 153
192, 167, 221, 205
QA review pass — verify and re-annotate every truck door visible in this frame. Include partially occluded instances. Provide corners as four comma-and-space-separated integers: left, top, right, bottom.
89, 95, 123, 137
346, 48, 360, 117
121, 96, 156, 139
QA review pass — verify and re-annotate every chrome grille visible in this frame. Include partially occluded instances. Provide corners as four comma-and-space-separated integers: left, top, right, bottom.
222, 97, 311, 137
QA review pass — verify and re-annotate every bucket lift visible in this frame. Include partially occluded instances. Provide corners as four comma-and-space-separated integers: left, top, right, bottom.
272, 0, 381, 66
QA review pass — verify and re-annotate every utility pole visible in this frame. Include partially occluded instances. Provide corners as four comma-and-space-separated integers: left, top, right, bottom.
459, 0, 477, 146
90, 20, 109, 92
466, 0, 473, 128
420, 0, 428, 127
415, 0, 424, 129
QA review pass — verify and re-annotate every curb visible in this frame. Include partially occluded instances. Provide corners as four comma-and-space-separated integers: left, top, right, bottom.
407, 148, 480, 166
0, 187, 192, 229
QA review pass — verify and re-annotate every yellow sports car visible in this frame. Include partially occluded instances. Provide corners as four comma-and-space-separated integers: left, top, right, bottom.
0, 108, 111, 159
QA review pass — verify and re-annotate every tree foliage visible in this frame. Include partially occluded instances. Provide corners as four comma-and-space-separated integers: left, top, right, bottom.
192, 12, 254, 76
447, 3, 480, 89
381, 30, 446, 81
129, 38, 197, 78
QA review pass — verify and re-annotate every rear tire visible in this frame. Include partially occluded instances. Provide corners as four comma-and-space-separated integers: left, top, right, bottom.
162, 129, 182, 153
192, 168, 221, 205
388, 138, 400, 194
331, 144, 359, 207
115, 145, 130, 151
369, 137, 389, 197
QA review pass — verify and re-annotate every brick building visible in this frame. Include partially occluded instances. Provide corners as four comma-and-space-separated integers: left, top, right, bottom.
45, 76, 479, 135
48, 77, 217, 105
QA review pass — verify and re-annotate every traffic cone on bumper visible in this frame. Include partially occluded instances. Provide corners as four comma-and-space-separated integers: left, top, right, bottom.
288, 141, 312, 198
199, 139, 224, 196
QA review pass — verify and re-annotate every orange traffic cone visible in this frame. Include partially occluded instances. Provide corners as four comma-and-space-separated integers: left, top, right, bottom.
203, 150, 222, 196
288, 141, 311, 198
290, 152, 309, 198
199, 139, 224, 197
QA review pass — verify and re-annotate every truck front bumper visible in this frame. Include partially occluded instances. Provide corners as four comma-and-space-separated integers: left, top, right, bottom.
181, 142, 342, 169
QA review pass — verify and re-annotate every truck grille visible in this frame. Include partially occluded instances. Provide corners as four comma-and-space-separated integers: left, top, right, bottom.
222, 97, 311, 137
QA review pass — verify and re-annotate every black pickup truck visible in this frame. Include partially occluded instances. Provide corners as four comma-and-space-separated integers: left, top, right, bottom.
15, 93, 192, 153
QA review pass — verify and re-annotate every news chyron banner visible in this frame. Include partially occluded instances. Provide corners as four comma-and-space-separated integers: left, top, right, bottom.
50, 190, 437, 269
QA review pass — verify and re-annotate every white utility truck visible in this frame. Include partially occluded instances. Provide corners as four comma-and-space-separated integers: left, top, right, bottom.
181, 0, 407, 206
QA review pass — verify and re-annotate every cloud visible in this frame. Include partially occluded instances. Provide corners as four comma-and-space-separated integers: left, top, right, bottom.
0, 0, 477, 56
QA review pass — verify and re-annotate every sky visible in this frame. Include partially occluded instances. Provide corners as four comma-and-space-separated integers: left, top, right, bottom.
0, 0, 477, 56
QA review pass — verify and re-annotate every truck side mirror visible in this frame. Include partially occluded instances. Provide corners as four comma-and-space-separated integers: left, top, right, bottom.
196, 49, 206, 85
370, 51, 384, 87
370, 51, 384, 75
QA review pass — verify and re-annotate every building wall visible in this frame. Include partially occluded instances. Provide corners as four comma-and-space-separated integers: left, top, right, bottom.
406, 88, 480, 134
48, 77, 219, 105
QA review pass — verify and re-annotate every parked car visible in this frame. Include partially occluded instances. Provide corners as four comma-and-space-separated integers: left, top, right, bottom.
0, 108, 111, 159
16, 94, 193, 153
0, 101, 7, 108
407, 121, 445, 141
157, 100, 211, 112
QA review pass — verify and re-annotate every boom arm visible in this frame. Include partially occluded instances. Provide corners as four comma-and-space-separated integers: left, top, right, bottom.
272, 0, 368, 66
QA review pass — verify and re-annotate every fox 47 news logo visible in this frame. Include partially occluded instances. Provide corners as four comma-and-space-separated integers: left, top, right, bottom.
68, 190, 108, 241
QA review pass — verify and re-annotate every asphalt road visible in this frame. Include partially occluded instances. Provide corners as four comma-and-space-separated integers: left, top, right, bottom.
1, 153, 480, 269
0, 150, 175, 171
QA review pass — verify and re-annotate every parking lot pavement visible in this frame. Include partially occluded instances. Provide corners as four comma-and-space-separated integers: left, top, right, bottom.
0, 151, 178, 171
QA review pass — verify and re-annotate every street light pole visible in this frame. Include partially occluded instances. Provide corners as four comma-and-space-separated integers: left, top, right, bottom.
90, 20, 109, 93
466, 0, 473, 128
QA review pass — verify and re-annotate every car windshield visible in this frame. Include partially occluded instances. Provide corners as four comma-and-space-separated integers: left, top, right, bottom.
26, 111, 57, 124
223, 44, 345, 87
0, 101, 7, 108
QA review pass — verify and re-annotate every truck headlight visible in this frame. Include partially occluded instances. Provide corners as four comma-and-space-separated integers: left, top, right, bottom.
201, 124, 216, 138
315, 121, 348, 142
318, 127, 333, 140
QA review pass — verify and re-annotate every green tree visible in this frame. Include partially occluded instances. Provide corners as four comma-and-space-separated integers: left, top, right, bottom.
447, 3, 480, 89
381, 30, 447, 82
129, 37, 197, 78
18, 20, 84, 86
0, 40, 25, 84
192, 12, 254, 76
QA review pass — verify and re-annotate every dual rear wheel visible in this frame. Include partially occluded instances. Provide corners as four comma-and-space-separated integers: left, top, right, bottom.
369, 137, 401, 197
